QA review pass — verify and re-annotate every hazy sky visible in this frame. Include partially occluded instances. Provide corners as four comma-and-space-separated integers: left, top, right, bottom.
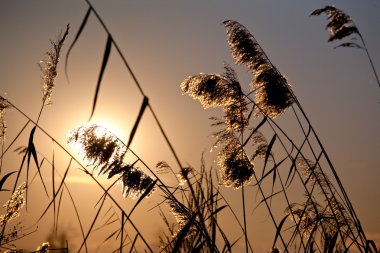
1, 0, 379, 251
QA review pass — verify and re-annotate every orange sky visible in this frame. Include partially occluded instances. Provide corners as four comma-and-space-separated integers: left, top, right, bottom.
1, 0, 379, 252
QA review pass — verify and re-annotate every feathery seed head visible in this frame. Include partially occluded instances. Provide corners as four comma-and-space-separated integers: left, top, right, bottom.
177, 166, 194, 186
223, 20, 266, 71
311, 6, 360, 43
0, 182, 27, 226
167, 198, 191, 232
181, 73, 244, 108
223, 102, 248, 132
119, 166, 155, 199
0, 96, 10, 145
253, 64, 294, 118
224, 20, 294, 118
218, 137, 254, 188
67, 124, 127, 174
286, 206, 315, 239
67, 124, 155, 199
40, 25, 69, 105
296, 157, 331, 190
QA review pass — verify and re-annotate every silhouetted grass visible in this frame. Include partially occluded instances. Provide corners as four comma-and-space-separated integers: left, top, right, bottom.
0, 2, 378, 253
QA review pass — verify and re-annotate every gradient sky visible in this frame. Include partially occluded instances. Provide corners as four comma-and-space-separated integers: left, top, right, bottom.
1, 0, 379, 251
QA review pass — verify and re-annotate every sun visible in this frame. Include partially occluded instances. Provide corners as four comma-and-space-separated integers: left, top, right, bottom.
66, 119, 127, 163
88, 118, 126, 141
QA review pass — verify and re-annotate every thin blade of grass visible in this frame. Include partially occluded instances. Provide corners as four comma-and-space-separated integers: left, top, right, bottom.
285, 157, 297, 186
55, 186, 64, 232
94, 218, 118, 232
36, 158, 72, 223
171, 215, 196, 253
0, 120, 30, 159
0, 171, 16, 191
65, 7, 92, 82
255, 157, 286, 185
89, 34, 113, 119
52, 150, 56, 232
97, 229, 119, 251
328, 230, 339, 253
129, 179, 156, 215
13, 147, 28, 194
242, 116, 267, 147
365, 240, 377, 253
272, 214, 289, 248
128, 234, 139, 253
126, 96, 149, 150
220, 228, 232, 253
62, 173, 89, 253
39, 157, 45, 169
28, 126, 49, 197
78, 194, 107, 252
120, 213, 125, 253
115, 180, 157, 240
206, 205, 227, 220
252, 190, 283, 213
261, 134, 276, 179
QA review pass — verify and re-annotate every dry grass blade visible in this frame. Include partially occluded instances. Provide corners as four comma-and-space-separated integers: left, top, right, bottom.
126, 96, 149, 150
90, 34, 113, 119
261, 134, 276, 177
35, 158, 72, 224
65, 7, 92, 82
128, 234, 139, 253
27, 127, 49, 197
51, 150, 56, 232
1, 120, 30, 160
272, 214, 289, 249
0, 171, 16, 191
171, 214, 196, 253
78, 195, 106, 253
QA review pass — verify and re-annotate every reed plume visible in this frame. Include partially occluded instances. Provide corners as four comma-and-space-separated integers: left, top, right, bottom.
223, 20, 294, 118
39, 25, 69, 106
67, 124, 155, 199
311, 5, 380, 89
0, 182, 26, 226
217, 136, 254, 188
0, 96, 10, 145
310, 6, 360, 46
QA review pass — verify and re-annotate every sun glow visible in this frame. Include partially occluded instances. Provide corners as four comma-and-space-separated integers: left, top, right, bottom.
89, 119, 127, 141
67, 121, 124, 168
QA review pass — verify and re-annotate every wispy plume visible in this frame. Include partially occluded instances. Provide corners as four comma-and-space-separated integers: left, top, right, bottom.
40, 25, 69, 105
0, 96, 10, 145
217, 136, 254, 188
310, 6, 360, 46
223, 20, 294, 118
181, 65, 248, 131
67, 124, 155, 199
311, 5, 380, 89
180, 72, 244, 109
0, 182, 26, 226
